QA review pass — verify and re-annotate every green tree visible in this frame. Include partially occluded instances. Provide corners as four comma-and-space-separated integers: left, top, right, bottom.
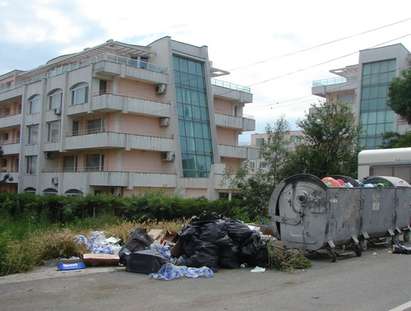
382, 132, 411, 148
388, 68, 411, 124
282, 101, 360, 177
226, 118, 290, 218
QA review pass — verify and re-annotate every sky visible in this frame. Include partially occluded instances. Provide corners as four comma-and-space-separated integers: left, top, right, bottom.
1, 0, 411, 143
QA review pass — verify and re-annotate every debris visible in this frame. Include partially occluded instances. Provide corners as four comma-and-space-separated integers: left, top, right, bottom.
74, 231, 122, 255
119, 228, 154, 265
149, 263, 214, 281
57, 261, 86, 271
125, 249, 168, 274
266, 240, 311, 272
372, 252, 378, 256
250, 266, 266, 273
392, 242, 411, 254
148, 229, 165, 241
82, 253, 120, 267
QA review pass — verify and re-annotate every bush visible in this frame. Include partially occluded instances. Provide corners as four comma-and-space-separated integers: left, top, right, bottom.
0, 193, 251, 224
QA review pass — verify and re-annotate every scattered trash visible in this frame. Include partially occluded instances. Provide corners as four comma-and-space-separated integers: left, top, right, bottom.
150, 263, 214, 281
125, 249, 168, 274
82, 253, 120, 267
266, 240, 311, 272
75, 231, 122, 255
393, 242, 411, 254
119, 228, 154, 265
372, 252, 378, 256
250, 266, 266, 273
57, 261, 86, 271
148, 229, 165, 241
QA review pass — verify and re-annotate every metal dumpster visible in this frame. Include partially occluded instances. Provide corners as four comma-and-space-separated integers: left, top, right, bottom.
269, 174, 411, 259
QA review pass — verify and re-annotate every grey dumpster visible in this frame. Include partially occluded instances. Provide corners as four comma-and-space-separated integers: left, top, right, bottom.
269, 174, 411, 259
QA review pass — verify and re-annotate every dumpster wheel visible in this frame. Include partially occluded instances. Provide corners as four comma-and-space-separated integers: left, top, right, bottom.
327, 247, 337, 262
353, 244, 362, 257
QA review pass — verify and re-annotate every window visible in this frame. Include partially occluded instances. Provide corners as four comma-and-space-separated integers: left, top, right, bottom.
0, 132, 9, 143
43, 188, 58, 196
174, 55, 213, 177
87, 119, 104, 134
72, 120, 79, 136
71, 83, 88, 105
48, 89, 62, 110
27, 95, 40, 114
47, 121, 61, 143
26, 155, 37, 175
255, 138, 265, 147
65, 189, 83, 197
24, 187, 36, 193
85, 154, 104, 171
27, 124, 39, 144
63, 156, 77, 172
99, 80, 107, 95
1, 158, 7, 170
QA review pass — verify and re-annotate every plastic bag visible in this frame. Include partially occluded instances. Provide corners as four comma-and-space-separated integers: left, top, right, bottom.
125, 249, 167, 274
119, 228, 154, 265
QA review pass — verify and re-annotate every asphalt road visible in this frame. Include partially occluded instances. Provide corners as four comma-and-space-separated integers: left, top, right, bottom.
0, 249, 410, 311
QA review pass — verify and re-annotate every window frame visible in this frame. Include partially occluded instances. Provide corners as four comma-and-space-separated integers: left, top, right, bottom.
70, 83, 89, 106
48, 89, 63, 111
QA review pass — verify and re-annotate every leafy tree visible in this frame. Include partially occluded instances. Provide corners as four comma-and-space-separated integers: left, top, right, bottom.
388, 68, 411, 124
226, 118, 290, 218
282, 101, 360, 177
382, 132, 411, 148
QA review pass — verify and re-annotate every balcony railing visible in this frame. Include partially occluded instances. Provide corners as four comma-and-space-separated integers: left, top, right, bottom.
211, 79, 251, 93
312, 76, 347, 87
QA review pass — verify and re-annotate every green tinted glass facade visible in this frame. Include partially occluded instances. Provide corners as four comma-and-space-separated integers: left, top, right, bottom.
360, 59, 396, 149
173, 55, 213, 177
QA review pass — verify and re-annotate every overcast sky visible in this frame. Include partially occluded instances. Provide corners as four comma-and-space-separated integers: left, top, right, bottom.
1, 0, 411, 143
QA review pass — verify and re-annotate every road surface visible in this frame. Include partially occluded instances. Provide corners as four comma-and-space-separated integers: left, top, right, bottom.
0, 248, 410, 311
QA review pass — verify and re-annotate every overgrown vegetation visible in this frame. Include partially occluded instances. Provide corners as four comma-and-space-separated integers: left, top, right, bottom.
266, 240, 312, 272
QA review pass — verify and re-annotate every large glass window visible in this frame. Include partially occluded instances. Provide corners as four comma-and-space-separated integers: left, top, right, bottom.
63, 156, 78, 172
360, 59, 396, 149
27, 95, 40, 114
27, 124, 39, 144
47, 120, 61, 143
87, 119, 104, 134
48, 89, 62, 110
174, 55, 213, 177
71, 83, 88, 106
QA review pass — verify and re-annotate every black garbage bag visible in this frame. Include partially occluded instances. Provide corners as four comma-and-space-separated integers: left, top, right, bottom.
119, 228, 154, 265
225, 219, 253, 243
240, 232, 268, 267
216, 235, 240, 269
183, 241, 219, 271
199, 220, 226, 242
126, 250, 167, 274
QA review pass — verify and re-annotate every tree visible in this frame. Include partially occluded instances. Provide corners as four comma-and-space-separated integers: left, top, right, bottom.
226, 118, 290, 219
282, 101, 360, 177
388, 68, 411, 124
382, 132, 411, 148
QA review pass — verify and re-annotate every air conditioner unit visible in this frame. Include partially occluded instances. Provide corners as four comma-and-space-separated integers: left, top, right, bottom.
159, 117, 170, 127
54, 108, 61, 115
51, 177, 59, 186
45, 151, 56, 160
161, 151, 175, 162
156, 83, 167, 95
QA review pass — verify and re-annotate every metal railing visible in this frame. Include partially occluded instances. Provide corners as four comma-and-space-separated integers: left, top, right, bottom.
211, 79, 251, 93
1, 53, 168, 94
0, 112, 21, 118
312, 76, 347, 87
0, 137, 20, 144
42, 168, 175, 175
66, 128, 172, 140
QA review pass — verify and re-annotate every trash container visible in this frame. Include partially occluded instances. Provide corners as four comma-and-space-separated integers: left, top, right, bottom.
269, 174, 411, 260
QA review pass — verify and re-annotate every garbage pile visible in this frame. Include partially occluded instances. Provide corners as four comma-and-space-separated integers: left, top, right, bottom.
171, 216, 268, 271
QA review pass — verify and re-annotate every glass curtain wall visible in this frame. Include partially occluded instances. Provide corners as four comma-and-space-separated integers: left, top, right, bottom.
173, 55, 213, 177
360, 59, 396, 149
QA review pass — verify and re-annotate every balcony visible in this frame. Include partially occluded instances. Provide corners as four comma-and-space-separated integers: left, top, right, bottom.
66, 94, 171, 118
312, 76, 357, 97
0, 85, 23, 102
0, 113, 21, 128
211, 79, 252, 103
0, 140, 20, 154
41, 171, 177, 189
65, 130, 173, 152
215, 113, 255, 131
0, 171, 18, 183
218, 144, 259, 160
94, 54, 168, 84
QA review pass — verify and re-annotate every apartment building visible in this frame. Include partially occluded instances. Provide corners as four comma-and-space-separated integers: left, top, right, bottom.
312, 43, 411, 149
0, 37, 257, 198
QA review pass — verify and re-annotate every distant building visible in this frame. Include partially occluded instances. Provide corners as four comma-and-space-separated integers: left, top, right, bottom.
312, 43, 411, 149
248, 130, 304, 171
0, 37, 258, 198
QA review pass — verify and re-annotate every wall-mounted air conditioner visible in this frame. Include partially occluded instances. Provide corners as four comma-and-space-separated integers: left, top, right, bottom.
54, 108, 62, 116
161, 151, 175, 162
159, 117, 170, 127
156, 83, 167, 95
